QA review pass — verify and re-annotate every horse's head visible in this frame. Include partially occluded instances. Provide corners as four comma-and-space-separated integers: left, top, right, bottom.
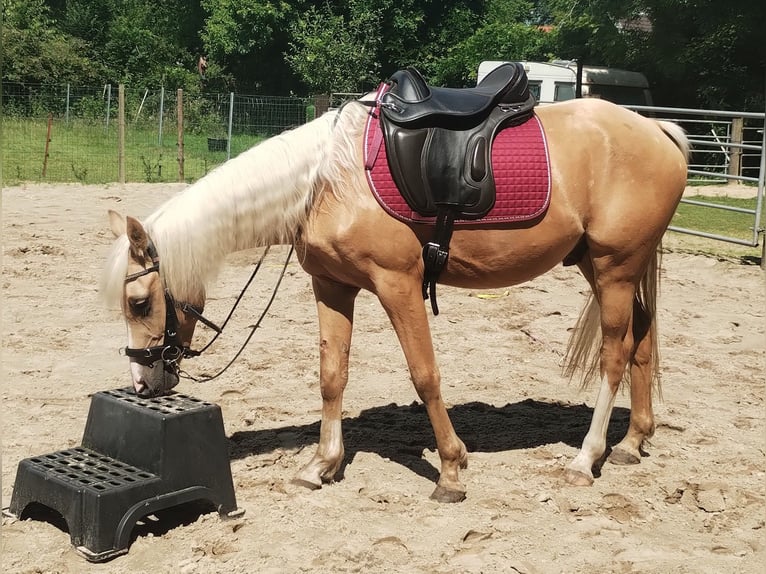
107, 211, 201, 397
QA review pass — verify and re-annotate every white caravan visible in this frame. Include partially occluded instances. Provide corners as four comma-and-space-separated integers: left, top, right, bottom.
477, 60, 653, 106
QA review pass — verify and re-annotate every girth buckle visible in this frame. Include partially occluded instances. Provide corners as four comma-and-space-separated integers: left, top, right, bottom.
423, 242, 449, 270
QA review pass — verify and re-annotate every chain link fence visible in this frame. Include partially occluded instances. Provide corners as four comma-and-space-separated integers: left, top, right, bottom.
1, 83, 322, 184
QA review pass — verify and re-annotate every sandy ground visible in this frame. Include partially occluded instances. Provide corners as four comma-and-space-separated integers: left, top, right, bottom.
681, 182, 760, 199
1, 183, 764, 574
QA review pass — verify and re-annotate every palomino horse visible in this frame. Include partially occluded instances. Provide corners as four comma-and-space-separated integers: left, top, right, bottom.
102, 96, 688, 502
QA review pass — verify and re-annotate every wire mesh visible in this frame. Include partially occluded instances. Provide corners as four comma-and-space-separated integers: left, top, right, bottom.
1, 82, 318, 184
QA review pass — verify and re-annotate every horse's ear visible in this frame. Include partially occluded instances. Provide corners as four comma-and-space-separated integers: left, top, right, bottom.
108, 210, 126, 238
125, 216, 149, 259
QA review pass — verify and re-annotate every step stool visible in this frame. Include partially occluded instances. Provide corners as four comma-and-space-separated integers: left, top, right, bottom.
8, 388, 240, 562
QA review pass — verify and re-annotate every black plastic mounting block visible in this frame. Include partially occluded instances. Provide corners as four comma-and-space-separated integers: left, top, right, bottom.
8, 388, 241, 562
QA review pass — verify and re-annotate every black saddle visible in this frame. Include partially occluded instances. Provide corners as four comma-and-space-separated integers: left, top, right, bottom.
375, 62, 536, 314
379, 62, 535, 219
380, 62, 531, 130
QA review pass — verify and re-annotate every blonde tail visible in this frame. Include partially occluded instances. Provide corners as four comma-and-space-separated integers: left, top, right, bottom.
564, 247, 662, 396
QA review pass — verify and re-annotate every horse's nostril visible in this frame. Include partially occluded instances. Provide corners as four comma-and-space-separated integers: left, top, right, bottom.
134, 383, 153, 398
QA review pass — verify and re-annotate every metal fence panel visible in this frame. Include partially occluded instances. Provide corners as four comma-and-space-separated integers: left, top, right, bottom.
1, 82, 315, 184
2, 84, 763, 252
628, 105, 764, 249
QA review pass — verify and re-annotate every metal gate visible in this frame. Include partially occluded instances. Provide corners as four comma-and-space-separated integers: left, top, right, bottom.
630, 105, 764, 255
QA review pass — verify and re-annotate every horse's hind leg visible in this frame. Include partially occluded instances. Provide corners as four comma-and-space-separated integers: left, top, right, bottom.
609, 297, 656, 465
293, 277, 359, 489
565, 262, 638, 486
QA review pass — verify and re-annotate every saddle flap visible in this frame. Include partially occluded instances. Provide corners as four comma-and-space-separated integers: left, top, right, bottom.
386, 128, 435, 214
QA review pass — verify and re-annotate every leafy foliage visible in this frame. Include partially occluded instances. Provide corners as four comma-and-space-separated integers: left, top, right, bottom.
287, 2, 382, 93
2, 0, 105, 84
1, 0, 762, 109
545, 0, 765, 110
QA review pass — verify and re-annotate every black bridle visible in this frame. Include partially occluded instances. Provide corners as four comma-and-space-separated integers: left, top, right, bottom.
122, 240, 293, 382
122, 240, 207, 369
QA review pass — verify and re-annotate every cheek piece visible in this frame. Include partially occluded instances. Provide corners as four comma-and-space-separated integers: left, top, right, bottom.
121, 240, 207, 372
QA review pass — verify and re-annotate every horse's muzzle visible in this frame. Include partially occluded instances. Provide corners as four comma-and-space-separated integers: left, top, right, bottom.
131, 360, 180, 397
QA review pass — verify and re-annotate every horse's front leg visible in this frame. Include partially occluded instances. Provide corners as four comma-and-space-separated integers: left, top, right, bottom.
292, 277, 359, 489
376, 273, 468, 502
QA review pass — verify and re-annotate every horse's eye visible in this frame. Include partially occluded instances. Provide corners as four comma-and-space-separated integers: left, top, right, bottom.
129, 298, 151, 317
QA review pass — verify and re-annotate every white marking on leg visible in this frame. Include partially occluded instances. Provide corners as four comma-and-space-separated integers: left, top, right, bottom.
570, 376, 617, 476
321, 418, 344, 463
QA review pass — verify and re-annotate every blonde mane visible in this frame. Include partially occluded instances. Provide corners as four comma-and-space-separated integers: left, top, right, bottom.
314, 102, 370, 198
101, 109, 342, 307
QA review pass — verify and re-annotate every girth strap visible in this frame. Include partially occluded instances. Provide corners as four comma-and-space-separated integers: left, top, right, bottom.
422, 208, 455, 316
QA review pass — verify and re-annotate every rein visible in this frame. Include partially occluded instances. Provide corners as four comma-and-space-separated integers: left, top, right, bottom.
187, 245, 273, 356
180, 245, 294, 383
122, 242, 293, 383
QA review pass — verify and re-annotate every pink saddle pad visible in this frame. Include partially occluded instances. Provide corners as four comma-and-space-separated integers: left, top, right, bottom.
363, 98, 552, 225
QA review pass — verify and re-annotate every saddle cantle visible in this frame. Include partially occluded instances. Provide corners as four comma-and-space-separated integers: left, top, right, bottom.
370, 63, 539, 314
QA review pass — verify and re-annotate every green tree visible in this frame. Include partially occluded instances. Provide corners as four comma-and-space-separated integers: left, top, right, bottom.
3, 0, 761, 110
97, 0, 206, 89
2, 0, 210, 89
285, 0, 545, 91
545, 0, 765, 109
639, 0, 764, 109
2, 0, 105, 84
200, 0, 305, 93
425, 0, 556, 85
287, 2, 382, 93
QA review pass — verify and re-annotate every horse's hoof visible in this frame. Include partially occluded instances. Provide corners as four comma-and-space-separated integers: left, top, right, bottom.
563, 468, 594, 486
430, 485, 466, 503
608, 446, 641, 466
291, 477, 322, 491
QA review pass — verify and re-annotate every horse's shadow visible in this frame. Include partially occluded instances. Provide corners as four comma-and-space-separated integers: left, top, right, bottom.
229, 399, 630, 483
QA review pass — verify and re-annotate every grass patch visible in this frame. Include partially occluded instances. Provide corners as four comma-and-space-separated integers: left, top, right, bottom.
1, 117, 264, 184
668, 195, 762, 263
672, 196, 759, 242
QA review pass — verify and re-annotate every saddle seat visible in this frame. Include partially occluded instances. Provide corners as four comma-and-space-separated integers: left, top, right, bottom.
380, 62, 530, 130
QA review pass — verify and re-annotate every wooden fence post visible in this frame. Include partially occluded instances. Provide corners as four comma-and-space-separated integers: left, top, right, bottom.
177, 89, 184, 182
728, 116, 743, 182
42, 113, 53, 178
118, 84, 126, 184
314, 94, 330, 116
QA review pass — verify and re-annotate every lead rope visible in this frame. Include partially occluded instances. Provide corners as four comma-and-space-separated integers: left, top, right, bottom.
179, 245, 294, 383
